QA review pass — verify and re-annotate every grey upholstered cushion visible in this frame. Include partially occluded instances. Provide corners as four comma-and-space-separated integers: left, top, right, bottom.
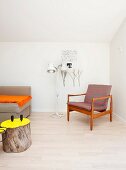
0, 101, 31, 113
0, 86, 31, 96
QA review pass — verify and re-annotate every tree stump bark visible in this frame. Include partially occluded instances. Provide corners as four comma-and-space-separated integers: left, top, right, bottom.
2, 123, 32, 153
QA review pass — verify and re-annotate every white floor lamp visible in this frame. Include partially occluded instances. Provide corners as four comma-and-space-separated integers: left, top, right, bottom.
47, 63, 67, 118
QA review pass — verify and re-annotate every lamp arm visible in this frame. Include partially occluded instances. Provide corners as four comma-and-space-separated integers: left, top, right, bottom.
57, 64, 62, 70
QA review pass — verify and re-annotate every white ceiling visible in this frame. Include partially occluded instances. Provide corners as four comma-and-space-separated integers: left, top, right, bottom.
0, 0, 126, 42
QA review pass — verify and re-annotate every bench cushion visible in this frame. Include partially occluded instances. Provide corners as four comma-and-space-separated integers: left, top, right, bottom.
0, 101, 31, 113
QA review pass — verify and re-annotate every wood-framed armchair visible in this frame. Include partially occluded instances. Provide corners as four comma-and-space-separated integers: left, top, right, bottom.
67, 84, 112, 130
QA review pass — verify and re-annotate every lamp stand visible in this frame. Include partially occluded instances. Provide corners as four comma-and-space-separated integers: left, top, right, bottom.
50, 70, 64, 118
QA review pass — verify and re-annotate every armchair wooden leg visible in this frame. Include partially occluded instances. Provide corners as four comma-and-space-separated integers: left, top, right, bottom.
90, 117, 93, 131
110, 113, 112, 122
67, 105, 70, 121
110, 95, 113, 122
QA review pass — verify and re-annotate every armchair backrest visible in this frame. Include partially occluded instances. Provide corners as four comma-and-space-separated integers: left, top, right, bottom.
84, 84, 112, 108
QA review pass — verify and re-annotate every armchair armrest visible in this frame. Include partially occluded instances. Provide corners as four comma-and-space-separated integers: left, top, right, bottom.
92, 95, 112, 102
91, 95, 112, 111
67, 93, 86, 102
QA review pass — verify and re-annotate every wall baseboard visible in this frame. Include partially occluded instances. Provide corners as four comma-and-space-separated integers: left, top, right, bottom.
32, 110, 66, 113
114, 113, 126, 123
32, 110, 126, 123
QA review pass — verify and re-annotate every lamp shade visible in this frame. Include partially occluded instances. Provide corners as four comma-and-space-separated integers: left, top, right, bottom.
47, 63, 56, 73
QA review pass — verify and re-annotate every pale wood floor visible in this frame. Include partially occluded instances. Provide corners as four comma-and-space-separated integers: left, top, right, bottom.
0, 112, 126, 170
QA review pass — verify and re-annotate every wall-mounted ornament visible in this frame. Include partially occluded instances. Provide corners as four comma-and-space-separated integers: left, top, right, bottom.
61, 50, 77, 70
47, 50, 82, 87
67, 69, 82, 86
61, 50, 82, 86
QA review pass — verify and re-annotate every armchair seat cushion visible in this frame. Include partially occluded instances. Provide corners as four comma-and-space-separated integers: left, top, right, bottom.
68, 102, 106, 112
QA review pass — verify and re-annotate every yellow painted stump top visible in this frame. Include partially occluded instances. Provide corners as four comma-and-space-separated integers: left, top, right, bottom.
1, 118, 30, 129
0, 128, 6, 133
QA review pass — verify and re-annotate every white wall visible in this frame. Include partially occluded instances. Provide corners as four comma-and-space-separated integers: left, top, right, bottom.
110, 19, 126, 120
0, 42, 109, 112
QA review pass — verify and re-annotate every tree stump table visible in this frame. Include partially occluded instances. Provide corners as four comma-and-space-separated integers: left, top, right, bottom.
1, 118, 32, 153
0, 128, 6, 142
